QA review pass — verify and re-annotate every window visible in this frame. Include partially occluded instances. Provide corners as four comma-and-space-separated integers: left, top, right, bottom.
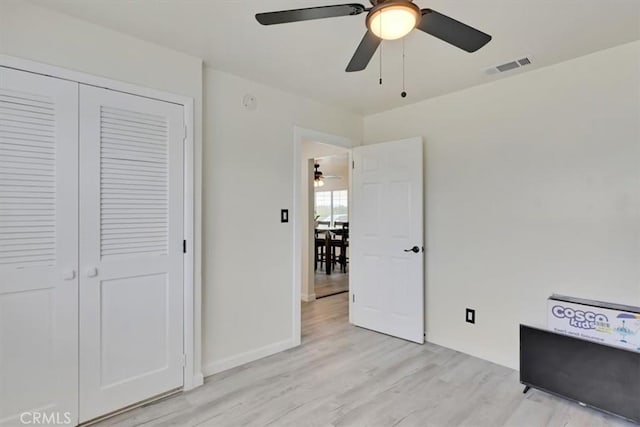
315, 190, 348, 225
332, 190, 348, 223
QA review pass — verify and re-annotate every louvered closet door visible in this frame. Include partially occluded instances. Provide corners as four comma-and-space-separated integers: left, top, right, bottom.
78, 85, 184, 423
0, 69, 79, 425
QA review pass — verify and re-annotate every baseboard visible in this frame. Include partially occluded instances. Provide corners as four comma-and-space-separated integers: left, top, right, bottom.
202, 338, 297, 377
427, 335, 516, 371
301, 292, 316, 302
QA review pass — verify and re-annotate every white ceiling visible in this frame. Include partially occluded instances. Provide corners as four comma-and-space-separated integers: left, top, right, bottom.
316, 153, 349, 179
30, 0, 640, 115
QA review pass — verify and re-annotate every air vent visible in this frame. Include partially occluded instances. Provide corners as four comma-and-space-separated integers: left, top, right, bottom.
496, 61, 519, 72
484, 56, 534, 75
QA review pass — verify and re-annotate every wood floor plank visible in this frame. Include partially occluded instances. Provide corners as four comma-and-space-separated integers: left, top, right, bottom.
93, 293, 634, 427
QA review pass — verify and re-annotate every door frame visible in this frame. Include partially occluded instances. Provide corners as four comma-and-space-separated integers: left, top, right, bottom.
0, 55, 203, 391
292, 126, 354, 345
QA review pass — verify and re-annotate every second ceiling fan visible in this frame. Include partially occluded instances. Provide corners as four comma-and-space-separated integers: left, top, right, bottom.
256, 0, 492, 72
314, 163, 342, 187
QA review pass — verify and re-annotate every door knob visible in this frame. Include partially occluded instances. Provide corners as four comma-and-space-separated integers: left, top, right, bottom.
404, 246, 420, 253
86, 267, 98, 278
61, 269, 76, 280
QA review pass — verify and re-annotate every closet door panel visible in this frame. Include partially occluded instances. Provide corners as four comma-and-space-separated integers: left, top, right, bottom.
79, 86, 184, 423
0, 68, 79, 426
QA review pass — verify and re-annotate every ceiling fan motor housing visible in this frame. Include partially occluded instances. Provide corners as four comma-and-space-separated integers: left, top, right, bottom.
366, 0, 421, 40
369, 0, 415, 6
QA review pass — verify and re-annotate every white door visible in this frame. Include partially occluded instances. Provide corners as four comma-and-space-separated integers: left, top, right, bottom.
0, 68, 79, 425
350, 138, 424, 343
78, 86, 184, 422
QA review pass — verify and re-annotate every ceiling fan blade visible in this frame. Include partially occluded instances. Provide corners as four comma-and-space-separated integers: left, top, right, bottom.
346, 30, 381, 72
417, 9, 492, 53
256, 4, 367, 25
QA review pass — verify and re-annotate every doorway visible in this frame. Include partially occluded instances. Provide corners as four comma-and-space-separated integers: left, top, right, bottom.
312, 155, 350, 299
292, 127, 353, 345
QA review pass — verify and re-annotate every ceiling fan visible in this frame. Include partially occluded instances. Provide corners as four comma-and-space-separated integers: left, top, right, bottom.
256, 0, 492, 72
314, 163, 342, 187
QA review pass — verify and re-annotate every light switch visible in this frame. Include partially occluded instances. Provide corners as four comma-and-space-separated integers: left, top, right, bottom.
466, 308, 476, 324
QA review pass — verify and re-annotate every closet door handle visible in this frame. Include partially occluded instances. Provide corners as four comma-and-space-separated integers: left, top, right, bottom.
86, 267, 98, 278
61, 269, 76, 280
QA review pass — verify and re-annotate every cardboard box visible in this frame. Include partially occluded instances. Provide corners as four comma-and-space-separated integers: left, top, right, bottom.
548, 294, 640, 352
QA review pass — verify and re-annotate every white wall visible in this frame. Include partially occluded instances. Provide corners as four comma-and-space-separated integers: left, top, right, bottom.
202, 68, 361, 374
0, 0, 205, 383
363, 41, 640, 369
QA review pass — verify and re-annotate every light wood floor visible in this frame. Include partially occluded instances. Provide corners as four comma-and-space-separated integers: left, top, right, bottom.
95, 293, 635, 427
314, 270, 348, 299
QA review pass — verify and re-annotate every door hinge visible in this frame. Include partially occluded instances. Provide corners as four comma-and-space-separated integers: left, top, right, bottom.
183, 240, 187, 254
352, 160, 355, 169
181, 354, 186, 367
352, 293, 355, 303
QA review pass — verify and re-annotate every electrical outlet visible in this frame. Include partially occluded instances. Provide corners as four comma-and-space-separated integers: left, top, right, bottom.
466, 308, 476, 324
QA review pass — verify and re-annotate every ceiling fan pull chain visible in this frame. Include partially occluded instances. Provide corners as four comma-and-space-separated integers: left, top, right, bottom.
379, 42, 383, 85
401, 37, 407, 98
379, 11, 383, 85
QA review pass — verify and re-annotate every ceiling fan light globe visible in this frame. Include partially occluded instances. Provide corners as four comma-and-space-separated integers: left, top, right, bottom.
367, 3, 420, 41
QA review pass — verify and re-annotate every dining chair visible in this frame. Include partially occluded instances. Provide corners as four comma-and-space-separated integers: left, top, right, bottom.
314, 225, 329, 271
331, 222, 349, 272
